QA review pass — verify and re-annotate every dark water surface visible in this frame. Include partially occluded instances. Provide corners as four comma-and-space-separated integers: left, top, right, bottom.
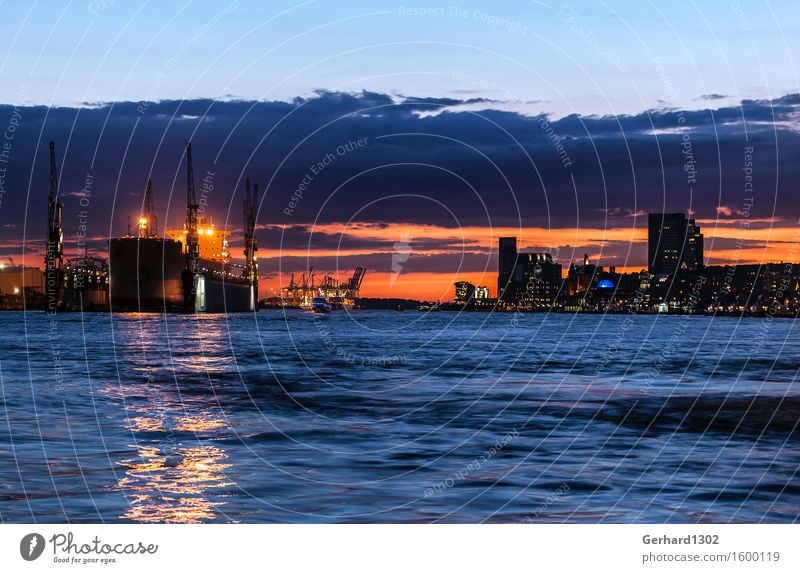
0, 310, 798, 523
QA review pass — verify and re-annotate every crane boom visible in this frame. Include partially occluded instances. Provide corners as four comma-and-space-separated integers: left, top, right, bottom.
243, 177, 259, 310
45, 141, 63, 312
185, 143, 199, 266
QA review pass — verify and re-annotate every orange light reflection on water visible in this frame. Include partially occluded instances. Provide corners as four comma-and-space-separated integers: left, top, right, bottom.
117, 444, 234, 524
109, 314, 238, 523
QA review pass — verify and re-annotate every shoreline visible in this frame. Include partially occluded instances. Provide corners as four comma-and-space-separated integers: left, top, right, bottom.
2, 307, 798, 319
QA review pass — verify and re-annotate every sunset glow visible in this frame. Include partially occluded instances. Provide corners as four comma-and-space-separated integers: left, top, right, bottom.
255, 219, 800, 299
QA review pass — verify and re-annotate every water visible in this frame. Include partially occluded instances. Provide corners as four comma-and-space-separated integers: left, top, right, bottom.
0, 310, 798, 523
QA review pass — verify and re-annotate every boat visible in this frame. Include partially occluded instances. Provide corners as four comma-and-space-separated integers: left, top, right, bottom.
311, 295, 332, 313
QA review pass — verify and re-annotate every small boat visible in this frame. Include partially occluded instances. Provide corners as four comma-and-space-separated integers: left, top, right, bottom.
311, 295, 332, 313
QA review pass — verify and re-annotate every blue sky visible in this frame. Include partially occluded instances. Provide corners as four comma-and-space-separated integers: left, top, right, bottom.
2, 0, 799, 116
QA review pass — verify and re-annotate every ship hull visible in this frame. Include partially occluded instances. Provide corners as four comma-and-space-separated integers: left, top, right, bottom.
109, 237, 185, 311
191, 272, 254, 313
109, 237, 256, 313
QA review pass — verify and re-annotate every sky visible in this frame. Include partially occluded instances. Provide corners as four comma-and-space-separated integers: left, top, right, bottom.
1, 0, 800, 300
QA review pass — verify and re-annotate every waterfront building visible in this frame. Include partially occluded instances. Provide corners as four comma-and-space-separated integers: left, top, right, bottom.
648, 213, 703, 274
567, 253, 601, 295
498, 237, 518, 302
497, 238, 564, 308
0, 264, 45, 309
454, 281, 476, 303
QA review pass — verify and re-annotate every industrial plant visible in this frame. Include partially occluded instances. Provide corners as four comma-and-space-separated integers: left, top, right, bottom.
0, 141, 371, 314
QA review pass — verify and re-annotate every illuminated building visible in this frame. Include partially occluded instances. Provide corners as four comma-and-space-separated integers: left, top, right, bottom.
454, 281, 476, 303
567, 253, 601, 295
0, 265, 45, 295
685, 219, 703, 270
0, 265, 45, 309
495, 240, 564, 308
514, 252, 562, 308
474, 285, 489, 299
648, 213, 703, 275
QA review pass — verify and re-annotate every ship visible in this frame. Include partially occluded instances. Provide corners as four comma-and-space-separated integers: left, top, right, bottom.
108, 144, 259, 313
311, 295, 332, 313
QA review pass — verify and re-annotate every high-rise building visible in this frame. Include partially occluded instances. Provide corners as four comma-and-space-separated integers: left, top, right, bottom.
498, 237, 517, 301
648, 213, 703, 275
685, 219, 703, 271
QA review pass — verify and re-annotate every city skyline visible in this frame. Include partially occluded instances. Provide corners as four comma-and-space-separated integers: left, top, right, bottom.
484, 212, 800, 315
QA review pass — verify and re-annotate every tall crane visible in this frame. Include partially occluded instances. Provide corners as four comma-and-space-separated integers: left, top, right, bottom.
184, 143, 199, 269
346, 266, 366, 291
243, 178, 259, 310
45, 141, 63, 312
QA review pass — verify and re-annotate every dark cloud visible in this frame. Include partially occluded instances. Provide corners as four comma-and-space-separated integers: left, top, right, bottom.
0, 90, 797, 269
262, 251, 495, 276
257, 224, 487, 253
